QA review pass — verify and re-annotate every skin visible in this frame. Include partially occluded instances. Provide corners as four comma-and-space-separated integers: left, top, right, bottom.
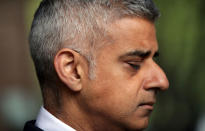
52, 17, 169, 131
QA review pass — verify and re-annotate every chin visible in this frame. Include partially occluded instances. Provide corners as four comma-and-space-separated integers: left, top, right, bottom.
123, 117, 150, 131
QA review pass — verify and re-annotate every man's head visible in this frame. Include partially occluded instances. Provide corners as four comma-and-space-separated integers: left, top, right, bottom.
30, 0, 169, 130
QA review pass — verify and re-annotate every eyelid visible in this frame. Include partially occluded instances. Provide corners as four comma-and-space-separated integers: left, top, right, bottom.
125, 58, 143, 63
127, 61, 141, 64
126, 61, 141, 70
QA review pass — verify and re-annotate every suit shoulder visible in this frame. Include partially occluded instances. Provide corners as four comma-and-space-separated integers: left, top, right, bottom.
23, 120, 43, 131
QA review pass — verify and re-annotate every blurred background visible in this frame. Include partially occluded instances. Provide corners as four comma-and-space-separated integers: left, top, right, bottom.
0, 0, 204, 131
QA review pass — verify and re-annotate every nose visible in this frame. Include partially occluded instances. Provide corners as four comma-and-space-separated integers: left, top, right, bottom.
143, 62, 169, 91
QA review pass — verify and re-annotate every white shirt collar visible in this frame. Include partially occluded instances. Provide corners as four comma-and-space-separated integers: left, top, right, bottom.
35, 106, 76, 131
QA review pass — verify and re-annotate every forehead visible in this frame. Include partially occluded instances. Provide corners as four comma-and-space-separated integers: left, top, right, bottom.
105, 17, 158, 53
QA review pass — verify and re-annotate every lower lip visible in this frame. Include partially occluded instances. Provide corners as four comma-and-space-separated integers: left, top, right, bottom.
139, 105, 154, 110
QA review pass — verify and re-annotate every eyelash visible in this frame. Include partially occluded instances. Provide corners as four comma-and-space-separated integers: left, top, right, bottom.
128, 63, 140, 70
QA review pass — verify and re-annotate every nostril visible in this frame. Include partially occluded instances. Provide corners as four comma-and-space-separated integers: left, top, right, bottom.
143, 76, 169, 91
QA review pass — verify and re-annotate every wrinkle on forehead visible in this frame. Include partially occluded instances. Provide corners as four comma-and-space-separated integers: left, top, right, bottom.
106, 17, 158, 53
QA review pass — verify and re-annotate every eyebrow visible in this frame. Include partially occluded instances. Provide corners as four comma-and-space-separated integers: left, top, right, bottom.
120, 50, 159, 59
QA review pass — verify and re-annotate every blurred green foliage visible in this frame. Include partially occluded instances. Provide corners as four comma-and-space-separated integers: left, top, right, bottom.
24, 0, 42, 35
25, 0, 205, 131
147, 0, 205, 131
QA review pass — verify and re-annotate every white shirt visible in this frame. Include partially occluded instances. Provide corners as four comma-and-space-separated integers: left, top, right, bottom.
35, 106, 76, 131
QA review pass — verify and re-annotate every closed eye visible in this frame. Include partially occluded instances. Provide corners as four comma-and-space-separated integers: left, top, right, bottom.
127, 63, 140, 70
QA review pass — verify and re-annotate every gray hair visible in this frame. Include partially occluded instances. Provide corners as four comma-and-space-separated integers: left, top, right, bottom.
29, 0, 159, 106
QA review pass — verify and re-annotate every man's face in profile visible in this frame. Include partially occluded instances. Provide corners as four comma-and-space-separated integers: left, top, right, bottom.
80, 17, 169, 130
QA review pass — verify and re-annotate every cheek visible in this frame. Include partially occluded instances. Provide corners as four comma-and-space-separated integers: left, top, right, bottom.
86, 73, 142, 117
83, 56, 146, 115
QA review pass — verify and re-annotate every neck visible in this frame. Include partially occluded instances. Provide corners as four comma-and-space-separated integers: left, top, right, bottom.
58, 104, 125, 131
45, 93, 125, 131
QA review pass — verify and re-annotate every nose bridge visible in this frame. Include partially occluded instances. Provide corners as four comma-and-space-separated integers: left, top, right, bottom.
146, 61, 169, 91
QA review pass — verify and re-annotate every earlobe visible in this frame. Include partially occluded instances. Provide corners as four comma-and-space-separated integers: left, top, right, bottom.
54, 49, 83, 92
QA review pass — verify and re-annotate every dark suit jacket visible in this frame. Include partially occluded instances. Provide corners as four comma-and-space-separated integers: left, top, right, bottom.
23, 120, 43, 131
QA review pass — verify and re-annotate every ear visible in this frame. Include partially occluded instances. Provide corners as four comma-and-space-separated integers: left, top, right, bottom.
54, 48, 85, 92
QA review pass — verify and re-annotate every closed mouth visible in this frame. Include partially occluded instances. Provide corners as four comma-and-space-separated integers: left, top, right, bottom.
138, 101, 155, 110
